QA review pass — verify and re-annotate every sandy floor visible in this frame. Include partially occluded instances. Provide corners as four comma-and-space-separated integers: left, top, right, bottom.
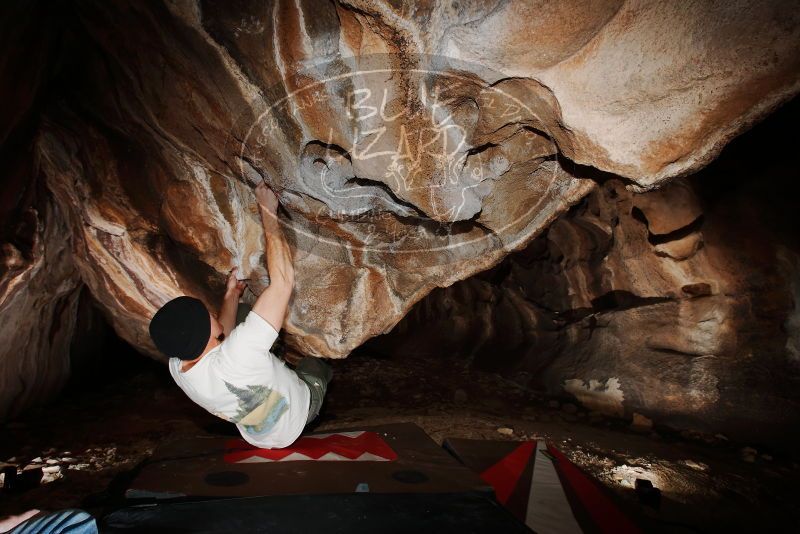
1, 352, 799, 531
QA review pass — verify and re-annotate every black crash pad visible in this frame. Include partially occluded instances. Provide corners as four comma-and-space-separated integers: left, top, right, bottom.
103, 491, 532, 533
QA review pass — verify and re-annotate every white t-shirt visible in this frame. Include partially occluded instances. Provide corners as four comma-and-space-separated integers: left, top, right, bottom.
168, 311, 310, 449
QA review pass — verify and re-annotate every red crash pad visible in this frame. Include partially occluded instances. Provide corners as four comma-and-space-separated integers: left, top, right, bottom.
444, 438, 640, 534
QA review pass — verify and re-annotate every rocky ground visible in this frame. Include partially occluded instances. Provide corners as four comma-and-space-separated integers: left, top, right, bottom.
1, 351, 799, 532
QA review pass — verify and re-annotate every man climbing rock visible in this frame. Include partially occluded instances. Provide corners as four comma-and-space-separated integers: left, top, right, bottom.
148, 182, 331, 449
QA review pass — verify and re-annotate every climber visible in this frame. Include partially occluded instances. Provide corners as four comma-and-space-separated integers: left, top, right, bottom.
147, 181, 332, 449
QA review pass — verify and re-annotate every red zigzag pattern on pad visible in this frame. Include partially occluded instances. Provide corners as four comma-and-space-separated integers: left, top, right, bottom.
223, 431, 399, 463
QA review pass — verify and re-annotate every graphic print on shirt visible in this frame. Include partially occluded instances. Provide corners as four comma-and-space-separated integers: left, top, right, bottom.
224, 381, 288, 436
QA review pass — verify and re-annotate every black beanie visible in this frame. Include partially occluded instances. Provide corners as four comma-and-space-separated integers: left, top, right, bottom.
149, 296, 211, 360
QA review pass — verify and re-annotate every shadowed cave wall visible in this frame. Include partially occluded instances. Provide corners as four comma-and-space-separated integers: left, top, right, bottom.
366, 99, 800, 443
1, 0, 799, 445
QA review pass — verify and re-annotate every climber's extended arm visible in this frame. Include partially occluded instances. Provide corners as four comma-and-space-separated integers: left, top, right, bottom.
252, 182, 295, 332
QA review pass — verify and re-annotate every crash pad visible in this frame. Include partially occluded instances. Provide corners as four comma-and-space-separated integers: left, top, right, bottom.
103, 491, 532, 533
443, 438, 640, 534
126, 423, 490, 500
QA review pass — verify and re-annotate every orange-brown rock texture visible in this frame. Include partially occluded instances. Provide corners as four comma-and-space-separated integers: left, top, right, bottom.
0, 2, 84, 419
367, 104, 800, 442
1, 0, 800, 425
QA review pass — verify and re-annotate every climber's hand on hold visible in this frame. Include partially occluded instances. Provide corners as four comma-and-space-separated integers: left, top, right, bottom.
225, 267, 247, 299
255, 181, 279, 217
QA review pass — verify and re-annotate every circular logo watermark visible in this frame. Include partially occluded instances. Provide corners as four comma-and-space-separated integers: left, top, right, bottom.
233, 54, 564, 265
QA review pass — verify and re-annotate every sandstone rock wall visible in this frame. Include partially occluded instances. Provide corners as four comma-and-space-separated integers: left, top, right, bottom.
37, 0, 800, 358
0, 198, 82, 420
0, 2, 84, 419
1, 0, 799, 420
367, 103, 800, 441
